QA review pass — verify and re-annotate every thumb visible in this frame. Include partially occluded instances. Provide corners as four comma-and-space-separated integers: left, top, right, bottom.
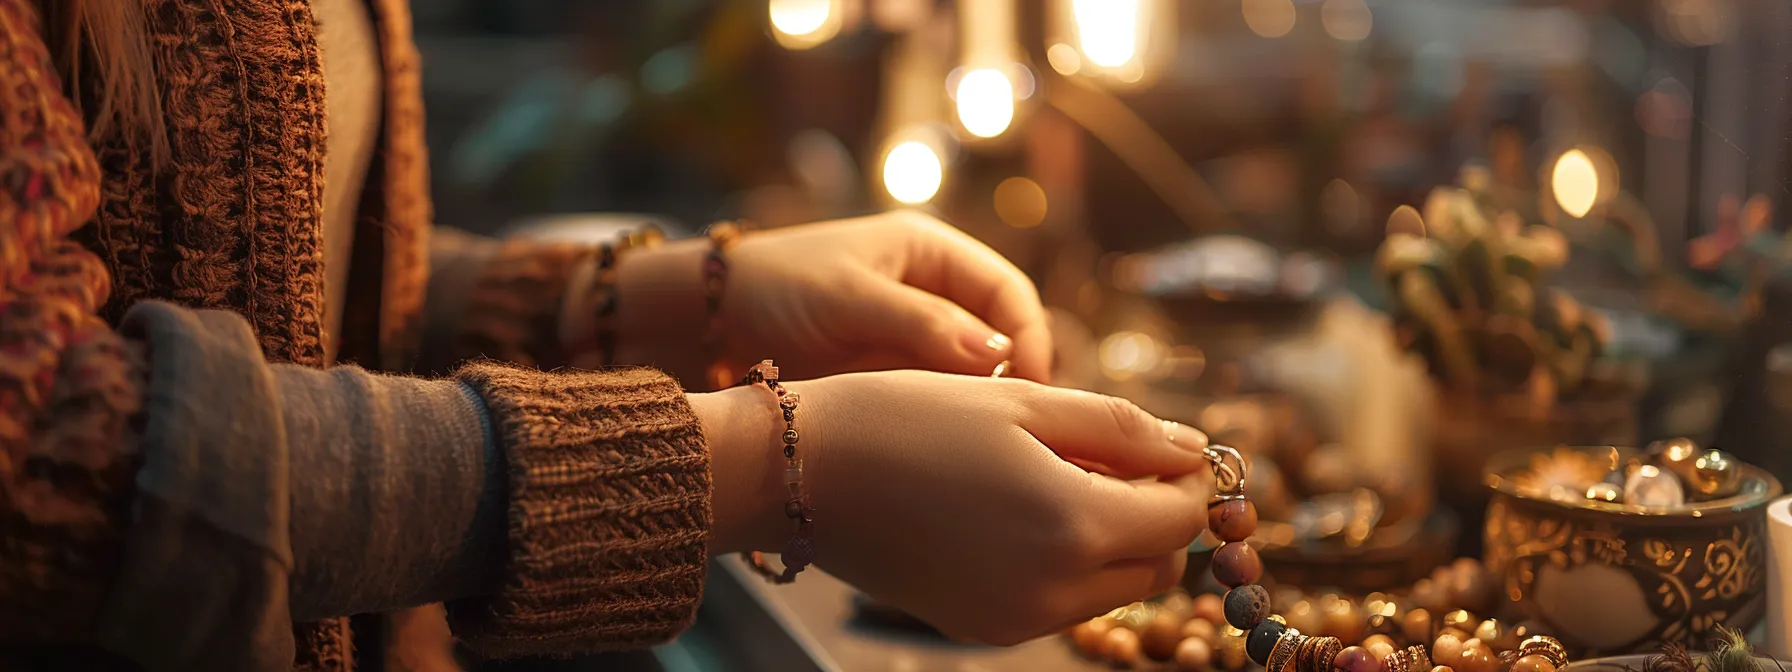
1023, 387, 1209, 479
847, 277, 1013, 376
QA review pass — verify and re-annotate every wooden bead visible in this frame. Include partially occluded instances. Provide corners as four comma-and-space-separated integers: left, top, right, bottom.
1104, 627, 1143, 666
1334, 645, 1385, 672
1321, 595, 1366, 643
1226, 584, 1274, 630
1363, 634, 1398, 661
1284, 600, 1324, 637
1071, 618, 1114, 657
1194, 592, 1227, 625
1209, 498, 1260, 542
1432, 631, 1466, 669
1432, 667, 1456, 672
1144, 613, 1188, 661
1177, 637, 1216, 671
1456, 639, 1498, 672
1402, 609, 1433, 645
1441, 610, 1477, 634
1513, 654, 1557, 672
1474, 619, 1516, 652
1183, 618, 1218, 644
1212, 542, 1264, 588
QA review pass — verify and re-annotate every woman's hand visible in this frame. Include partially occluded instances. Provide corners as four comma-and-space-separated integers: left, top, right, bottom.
692, 371, 1211, 645
590, 211, 1051, 385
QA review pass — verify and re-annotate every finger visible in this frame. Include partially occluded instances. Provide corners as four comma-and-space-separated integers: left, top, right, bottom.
1056, 553, 1188, 625
1077, 471, 1211, 560
844, 277, 1013, 376
893, 213, 1053, 382
1023, 387, 1209, 478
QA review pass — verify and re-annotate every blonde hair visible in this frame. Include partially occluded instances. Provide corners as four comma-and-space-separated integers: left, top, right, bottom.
42, 0, 168, 167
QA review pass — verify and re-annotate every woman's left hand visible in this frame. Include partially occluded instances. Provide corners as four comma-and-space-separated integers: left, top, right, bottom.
577, 211, 1051, 385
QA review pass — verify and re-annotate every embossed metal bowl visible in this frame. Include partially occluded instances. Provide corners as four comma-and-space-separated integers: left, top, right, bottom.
1483, 446, 1782, 656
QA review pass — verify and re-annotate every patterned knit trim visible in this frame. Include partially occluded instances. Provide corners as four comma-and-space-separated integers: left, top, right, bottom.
365, 0, 432, 371
448, 362, 712, 657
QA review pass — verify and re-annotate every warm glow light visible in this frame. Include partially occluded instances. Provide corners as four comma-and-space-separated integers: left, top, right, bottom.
1243, 0, 1297, 38
1073, 0, 1141, 68
769, 0, 842, 49
882, 141, 944, 204
1047, 42, 1082, 75
954, 68, 1016, 138
1321, 0, 1372, 41
994, 177, 1048, 228
1551, 149, 1599, 218
1099, 331, 1164, 380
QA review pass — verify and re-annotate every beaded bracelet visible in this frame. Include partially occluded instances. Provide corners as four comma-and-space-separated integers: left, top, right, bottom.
703, 222, 745, 390
1200, 446, 1570, 672
738, 359, 816, 584
579, 226, 665, 366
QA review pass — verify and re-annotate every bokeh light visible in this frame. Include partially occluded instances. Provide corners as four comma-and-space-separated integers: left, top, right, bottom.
1099, 331, 1165, 380
770, 0, 843, 50
1047, 43, 1082, 76
1073, 0, 1141, 68
954, 68, 1016, 138
1321, 0, 1372, 41
994, 177, 1048, 228
1243, 0, 1296, 38
882, 140, 944, 204
1551, 149, 1599, 218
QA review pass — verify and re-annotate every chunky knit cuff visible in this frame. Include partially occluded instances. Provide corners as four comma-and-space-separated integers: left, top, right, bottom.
449, 241, 595, 371
447, 361, 711, 657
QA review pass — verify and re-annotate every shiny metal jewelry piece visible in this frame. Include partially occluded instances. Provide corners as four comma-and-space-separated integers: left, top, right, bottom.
1266, 628, 1303, 672
1204, 444, 1249, 500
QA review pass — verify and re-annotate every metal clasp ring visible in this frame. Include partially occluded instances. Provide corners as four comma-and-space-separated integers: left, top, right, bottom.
1202, 444, 1248, 499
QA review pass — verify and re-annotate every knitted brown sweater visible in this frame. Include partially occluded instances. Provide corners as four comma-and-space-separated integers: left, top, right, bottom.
0, 0, 711, 669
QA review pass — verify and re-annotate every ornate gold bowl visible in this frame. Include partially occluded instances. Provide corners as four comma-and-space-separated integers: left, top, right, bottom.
1482, 446, 1782, 656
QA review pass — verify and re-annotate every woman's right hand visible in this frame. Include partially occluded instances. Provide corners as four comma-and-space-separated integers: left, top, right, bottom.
693, 371, 1212, 645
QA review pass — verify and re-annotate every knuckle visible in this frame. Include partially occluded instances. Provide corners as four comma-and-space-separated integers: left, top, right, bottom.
1100, 394, 1156, 444
1149, 554, 1187, 596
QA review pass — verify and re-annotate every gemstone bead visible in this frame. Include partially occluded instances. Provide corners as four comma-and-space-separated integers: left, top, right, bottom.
1246, 620, 1286, 666
1333, 645, 1384, 672
1224, 584, 1273, 630
1208, 498, 1260, 542
1212, 542, 1264, 588
1512, 655, 1556, 672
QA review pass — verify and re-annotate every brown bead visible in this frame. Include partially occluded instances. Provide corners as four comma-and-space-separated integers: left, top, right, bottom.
1177, 637, 1216, 671
1209, 498, 1260, 542
1194, 592, 1227, 625
1143, 613, 1188, 661
1104, 627, 1143, 665
1184, 618, 1218, 644
1212, 542, 1264, 587
1161, 590, 1197, 621
1402, 609, 1434, 645
1513, 654, 1557, 672
1449, 558, 1494, 612
1409, 578, 1447, 615
1441, 610, 1477, 634
1432, 668, 1456, 672
1363, 634, 1398, 661
1321, 595, 1366, 643
1284, 600, 1324, 637
1432, 631, 1466, 669
1456, 639, 1498, 672
1474, 619, 1515, 653
1334, 645, 1385, 672
1070, 618, 1114, 657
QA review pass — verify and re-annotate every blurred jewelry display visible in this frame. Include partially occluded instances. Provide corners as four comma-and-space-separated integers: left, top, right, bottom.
1506, 439, 1747, 510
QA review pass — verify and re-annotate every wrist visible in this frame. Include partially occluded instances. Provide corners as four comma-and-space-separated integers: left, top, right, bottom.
691, 383, 802, 554
612, 238, 710, 380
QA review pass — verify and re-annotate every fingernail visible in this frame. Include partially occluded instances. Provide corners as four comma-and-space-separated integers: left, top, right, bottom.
985, 333, 1012, 352
1163, 420, 1209, 452
991, 360, 1010, 378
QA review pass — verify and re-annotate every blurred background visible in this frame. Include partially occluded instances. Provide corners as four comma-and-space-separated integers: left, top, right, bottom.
407, 0, 1792, 669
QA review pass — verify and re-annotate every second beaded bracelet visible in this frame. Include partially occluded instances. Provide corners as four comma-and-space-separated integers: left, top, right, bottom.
738, 359, 816, 584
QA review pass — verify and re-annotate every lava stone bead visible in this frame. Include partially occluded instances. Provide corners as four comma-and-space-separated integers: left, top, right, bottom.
1333, 645, 1384, 672
1246, 620, 1287, 666
1212, 542, 1264, 588
1225, 585, 1273, 630
1208, 498, 1260, 542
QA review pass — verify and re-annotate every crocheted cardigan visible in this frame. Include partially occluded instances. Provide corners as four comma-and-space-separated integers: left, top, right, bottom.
0, 0, 711, 669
